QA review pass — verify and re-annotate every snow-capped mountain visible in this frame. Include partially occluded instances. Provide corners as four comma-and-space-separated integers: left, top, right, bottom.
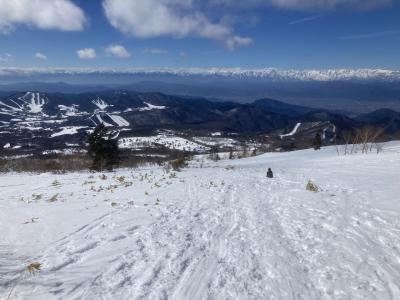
2, 69, 400, 113
1, 67, 400, 82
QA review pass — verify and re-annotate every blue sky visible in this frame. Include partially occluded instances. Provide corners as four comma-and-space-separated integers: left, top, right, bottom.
0, 0, 399, 70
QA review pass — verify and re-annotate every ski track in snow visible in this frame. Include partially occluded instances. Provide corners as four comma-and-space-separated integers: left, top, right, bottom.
1, 144, 400, 299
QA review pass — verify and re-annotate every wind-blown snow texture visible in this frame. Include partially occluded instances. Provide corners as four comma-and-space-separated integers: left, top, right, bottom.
1, 143, 400, 299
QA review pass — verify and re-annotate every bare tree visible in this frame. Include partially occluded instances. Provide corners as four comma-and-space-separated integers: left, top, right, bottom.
356, 126, 384, 154
335, 127, 384, 156
342, 131, 354, 155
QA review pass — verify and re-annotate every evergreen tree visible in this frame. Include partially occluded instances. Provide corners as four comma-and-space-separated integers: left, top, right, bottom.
313, 132, 322, 150
229, 148, 234, 159
209, 146, 220, 161
87, 123, 120, 171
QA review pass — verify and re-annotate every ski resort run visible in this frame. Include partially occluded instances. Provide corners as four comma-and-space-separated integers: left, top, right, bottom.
139, 102, 166, 111
92, 98, 109, 110
1, 142, 400, 299
51, 126, 88, 138
280, 122, 302, 138
107, 114, 130, 127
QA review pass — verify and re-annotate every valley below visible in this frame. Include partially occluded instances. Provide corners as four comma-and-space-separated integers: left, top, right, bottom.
1, 91, 399, 167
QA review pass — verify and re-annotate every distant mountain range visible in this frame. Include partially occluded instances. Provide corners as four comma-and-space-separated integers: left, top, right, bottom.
1, 68, 400, 113
1, 91, 399, 153
1, 67, 400, 81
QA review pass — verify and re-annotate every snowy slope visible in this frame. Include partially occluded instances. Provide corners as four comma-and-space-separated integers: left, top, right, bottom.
107, 114, 130, 127
0, 92, 47, 115
50, 126, 88, 138
1, 143, 400, 299
92, 97, 109, 110
139, 102, 166, 111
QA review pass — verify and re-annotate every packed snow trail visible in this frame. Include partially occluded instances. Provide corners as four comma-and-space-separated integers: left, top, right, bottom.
1, 143, 400, 299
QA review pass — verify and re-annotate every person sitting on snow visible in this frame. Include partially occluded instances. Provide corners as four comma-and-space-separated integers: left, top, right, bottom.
267, 168, 273, 178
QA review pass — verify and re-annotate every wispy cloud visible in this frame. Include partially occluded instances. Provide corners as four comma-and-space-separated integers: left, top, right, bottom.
340, 29, 400, 40
289, 15, 322, 25
0, 53, 14, 62
210, 0, 392, 11
143, 48, 167, 55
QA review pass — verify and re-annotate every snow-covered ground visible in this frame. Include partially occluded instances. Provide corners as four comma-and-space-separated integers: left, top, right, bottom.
119, 135, 209, 152
192, 136, 237, 148
1, 143, 400, 299
50, 126, 88, 138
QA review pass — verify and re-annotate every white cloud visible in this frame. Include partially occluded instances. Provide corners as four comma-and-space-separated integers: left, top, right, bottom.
143, 48, 167, 55
105, 44, 132, 58
34, 52, 47, 60
0, 53, 14, 62
0, 0, 86, 34
77, 48, 96, 59
102, 0, 252, 50
209, 0, 391, 10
